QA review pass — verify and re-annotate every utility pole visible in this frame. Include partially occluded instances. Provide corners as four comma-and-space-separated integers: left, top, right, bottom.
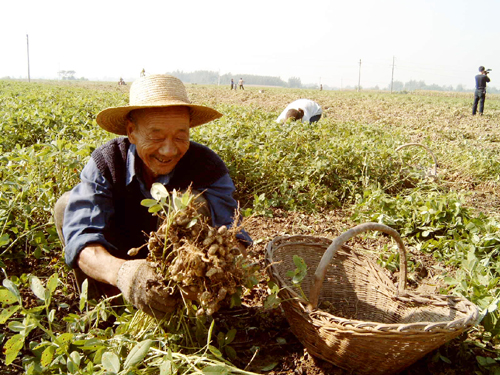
391, 56, 395, 93
357, 59, 361, 92
26, 34, 31, 83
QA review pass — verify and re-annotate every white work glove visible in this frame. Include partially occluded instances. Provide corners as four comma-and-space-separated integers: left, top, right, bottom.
116, 259, 178, 318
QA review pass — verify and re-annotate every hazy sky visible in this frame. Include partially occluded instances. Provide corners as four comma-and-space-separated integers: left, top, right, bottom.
2, 0, 498, 89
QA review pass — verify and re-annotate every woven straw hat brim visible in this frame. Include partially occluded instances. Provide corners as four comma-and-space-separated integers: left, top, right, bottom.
96, 74, 223, 135
96, 104, 223, 135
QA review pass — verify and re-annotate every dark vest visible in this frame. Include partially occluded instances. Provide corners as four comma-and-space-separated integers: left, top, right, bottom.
91, 137, 228, 259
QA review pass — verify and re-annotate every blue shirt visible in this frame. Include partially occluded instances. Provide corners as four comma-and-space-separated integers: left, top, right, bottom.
63, 144, 252, 267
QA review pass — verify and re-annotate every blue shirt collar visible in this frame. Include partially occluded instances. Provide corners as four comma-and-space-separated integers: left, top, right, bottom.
126, 144, 172, 194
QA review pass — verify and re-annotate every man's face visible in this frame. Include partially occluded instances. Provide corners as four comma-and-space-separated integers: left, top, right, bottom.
126, 107, 190, 179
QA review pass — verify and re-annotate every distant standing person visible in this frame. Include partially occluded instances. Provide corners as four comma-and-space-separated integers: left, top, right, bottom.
230, 79, 234, 90
238, 78, 244, 90
472, 66, 491, 115
276, 99, 323, 123
140, 68, 146, 77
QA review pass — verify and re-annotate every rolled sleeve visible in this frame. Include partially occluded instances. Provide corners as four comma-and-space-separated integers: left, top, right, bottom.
63, 159, 117, 268
201, 174, 253, 246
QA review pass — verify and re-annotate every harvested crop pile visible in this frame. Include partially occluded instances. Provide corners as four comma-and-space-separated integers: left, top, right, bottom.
140, 186, 253, 316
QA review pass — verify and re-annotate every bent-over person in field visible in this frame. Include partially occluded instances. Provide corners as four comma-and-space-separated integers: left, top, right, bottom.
54, 74, 252, 318
276, 99, 323, 123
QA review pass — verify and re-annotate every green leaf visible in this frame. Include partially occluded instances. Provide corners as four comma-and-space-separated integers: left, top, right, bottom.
208, 345, 222, 358
29, 276, 46, 301
67, 351, 81, 373
0, 233, 10, 247
86, 361, 95, 374
148, 204, 163, 213
261, 362, 278, 371
264, 293, 281, 309
0, 305, 20, 324
8, 321, 25, 332
225, 345, 237, 360
55, 332, 75, 345
476, 355, 496, 367
46, 273, 59, 294
225, 329, 237, 345
276, 337, 287, 345
159, 358, 173, 375
151, 183, 169, 200
41, 345, 56, 367
2, 279, 21, 303
291, 255, 307, 284
217, 332, 225, 348
207, 319, 215, 347
48, 309, 56, 323
79, 278, 88, 312
230, 291, 242, 308
173, 197, 185, 211
202, 365, 230, 375
141, 198, 158, 207
0, 289, 17, 305
439, 354, 451, 364
123, 339, 153, 369
159, 350, 176, 375
4, 333, 24, 365
180, 190, 193, 206
102, 351, 121, 373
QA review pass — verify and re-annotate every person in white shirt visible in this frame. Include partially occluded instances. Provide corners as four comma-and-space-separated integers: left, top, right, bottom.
276, 99, 322, 123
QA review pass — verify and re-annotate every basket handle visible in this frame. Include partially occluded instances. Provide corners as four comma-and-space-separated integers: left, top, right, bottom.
308, 222, 408, 310
395, 143, 438, 177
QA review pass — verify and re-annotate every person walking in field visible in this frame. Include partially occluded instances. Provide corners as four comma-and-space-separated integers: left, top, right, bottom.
54, 74, 252, 318
230, 79, 234, 90
140, 68, 146, 77
238, 78, 244, 90
276, 99, 323, 123
472, 66, 491, 115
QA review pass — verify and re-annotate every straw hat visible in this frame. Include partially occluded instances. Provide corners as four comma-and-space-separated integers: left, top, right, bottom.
96, 74, 222, 135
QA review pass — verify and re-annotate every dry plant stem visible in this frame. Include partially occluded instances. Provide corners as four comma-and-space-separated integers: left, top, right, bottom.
309, 222, 408, 310
148, 348, 260, 375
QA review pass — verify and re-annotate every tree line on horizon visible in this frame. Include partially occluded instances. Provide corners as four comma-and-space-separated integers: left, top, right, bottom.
168, 70, 304, 88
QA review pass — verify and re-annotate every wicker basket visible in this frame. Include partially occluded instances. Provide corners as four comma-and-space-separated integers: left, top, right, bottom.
266, 223, 479, 375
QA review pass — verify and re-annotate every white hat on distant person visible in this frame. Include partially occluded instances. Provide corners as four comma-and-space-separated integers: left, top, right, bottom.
96, 74, 222, 135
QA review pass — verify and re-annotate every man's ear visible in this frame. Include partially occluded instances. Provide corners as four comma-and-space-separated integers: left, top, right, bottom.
126, 120, 137, 144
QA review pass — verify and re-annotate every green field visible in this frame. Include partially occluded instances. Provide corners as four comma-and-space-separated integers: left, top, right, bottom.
1, 80, 500, 374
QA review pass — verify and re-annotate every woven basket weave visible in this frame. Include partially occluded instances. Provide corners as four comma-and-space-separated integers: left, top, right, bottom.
266, 223, 479, 375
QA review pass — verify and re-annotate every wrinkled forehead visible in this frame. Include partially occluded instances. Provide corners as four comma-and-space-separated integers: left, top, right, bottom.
129, 106, 190, 125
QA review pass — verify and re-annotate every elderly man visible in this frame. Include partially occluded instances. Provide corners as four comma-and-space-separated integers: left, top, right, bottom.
54, 74, 252, 317
276, 99, 322, 124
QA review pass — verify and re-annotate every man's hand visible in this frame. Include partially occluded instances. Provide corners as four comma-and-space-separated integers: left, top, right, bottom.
116, 259, 178, 318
